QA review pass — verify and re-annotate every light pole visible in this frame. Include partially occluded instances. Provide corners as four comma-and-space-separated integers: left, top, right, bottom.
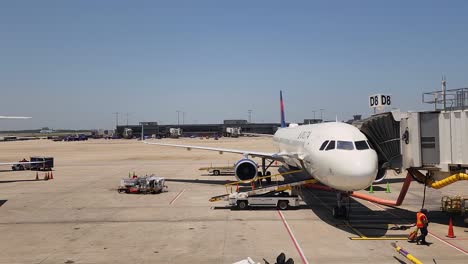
320, 109, 325, 121
312, 110, 316, 122
182, 112, 186, 125
248, 110, 253, 123
113, 112, 119, 127
141, 123, 144, 140
125, 113, 130, 126
176, 110, 181, 126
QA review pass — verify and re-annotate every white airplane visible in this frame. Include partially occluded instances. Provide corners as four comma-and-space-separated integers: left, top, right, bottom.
144, 91, 379, 217
0, 116, 31, 119
40, 129, 56, 134
0, 115, 42, 168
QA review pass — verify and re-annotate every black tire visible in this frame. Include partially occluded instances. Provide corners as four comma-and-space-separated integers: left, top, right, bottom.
237, 200, 248, 210
265, 177, 272, 184
278, 200, 288, 210
213, 170, 220, 176
266, 171, 271, 176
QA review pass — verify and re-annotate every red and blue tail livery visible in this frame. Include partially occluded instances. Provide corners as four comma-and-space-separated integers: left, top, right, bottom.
280, 90, 286, 128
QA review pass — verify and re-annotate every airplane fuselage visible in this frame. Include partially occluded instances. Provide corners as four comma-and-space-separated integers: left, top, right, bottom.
273, 122, 378, 192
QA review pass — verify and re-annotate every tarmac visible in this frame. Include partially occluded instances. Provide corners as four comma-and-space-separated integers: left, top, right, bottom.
0, 138, 467, 264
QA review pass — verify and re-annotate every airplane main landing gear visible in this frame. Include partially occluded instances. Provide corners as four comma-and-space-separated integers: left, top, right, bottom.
260, 158, 274, 184
333, 192, 350, 218
332, 205, 347, 218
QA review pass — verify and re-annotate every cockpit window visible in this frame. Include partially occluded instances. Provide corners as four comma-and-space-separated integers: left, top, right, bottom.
367, 140, 375, 150
337, 141, 354, 150
325, 140, 335, 151
355, 140, 369, 150
319, 140, 329, 151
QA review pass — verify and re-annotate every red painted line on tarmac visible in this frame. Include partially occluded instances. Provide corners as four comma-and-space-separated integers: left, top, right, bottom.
277, 210, 309, 264
169, 189, 185, 205
428, 231, 468, 255
369, 201, 468, 256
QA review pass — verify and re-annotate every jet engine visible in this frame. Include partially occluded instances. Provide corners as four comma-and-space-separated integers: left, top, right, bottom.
234, 159, 258, 181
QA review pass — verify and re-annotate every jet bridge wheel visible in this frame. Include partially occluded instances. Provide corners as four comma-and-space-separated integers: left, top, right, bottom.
213, 170, 220, 176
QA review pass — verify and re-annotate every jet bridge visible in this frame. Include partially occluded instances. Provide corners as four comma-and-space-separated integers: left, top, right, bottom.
358, 87, 468, 185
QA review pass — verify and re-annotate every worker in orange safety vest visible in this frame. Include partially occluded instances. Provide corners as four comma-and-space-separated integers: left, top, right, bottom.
415, 208, 429, 245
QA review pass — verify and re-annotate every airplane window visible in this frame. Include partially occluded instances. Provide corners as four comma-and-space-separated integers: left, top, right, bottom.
325, 140, 335, 151
337, 141, 354, 150
355, 140, 369, 150
367, 140, 375, 150
319, 140, 329, 151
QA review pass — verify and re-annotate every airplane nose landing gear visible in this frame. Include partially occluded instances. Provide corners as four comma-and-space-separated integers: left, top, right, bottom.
333, 192, 350, 219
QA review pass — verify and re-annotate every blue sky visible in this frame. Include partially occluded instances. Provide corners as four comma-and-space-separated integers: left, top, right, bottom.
1, 0, 467, 129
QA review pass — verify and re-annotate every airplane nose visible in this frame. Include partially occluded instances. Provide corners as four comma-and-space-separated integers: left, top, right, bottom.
327, 152, 378, 191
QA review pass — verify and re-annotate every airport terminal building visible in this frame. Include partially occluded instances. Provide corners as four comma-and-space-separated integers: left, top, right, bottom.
115, 119, 324, 138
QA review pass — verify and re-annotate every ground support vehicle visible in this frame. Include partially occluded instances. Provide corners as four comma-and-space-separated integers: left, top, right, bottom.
228, 190, 300, 210
199, 165, 234, 176
12, 156, 54, 171
210, 176, 316, 210
30, 156, 54, 171
441, 196, 466, 216
118, 175, 168, 194
440, 195, 468, 225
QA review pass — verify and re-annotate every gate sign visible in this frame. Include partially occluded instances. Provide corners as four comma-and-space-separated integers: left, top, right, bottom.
369, 94, 391, 108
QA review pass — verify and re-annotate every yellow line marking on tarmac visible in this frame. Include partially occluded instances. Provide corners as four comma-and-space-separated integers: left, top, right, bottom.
344, 221, 367, 238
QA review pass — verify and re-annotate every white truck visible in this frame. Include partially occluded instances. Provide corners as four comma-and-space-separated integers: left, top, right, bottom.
169, 128, 183, 138
118, 175, 168, 194
225, 127, 241, 137
228, 191, 300, 210
199, 165, 234, 176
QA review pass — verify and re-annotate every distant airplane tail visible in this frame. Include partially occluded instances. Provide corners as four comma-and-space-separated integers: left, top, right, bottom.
280, 91, 286, 128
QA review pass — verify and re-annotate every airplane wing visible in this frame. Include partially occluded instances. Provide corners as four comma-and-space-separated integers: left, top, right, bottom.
143, 141, 293, 161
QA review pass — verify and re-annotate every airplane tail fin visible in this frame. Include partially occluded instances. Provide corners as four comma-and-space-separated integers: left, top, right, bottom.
280, 91, 286, 128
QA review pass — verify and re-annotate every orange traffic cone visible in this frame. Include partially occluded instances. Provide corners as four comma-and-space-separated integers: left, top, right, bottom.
49, 171, 54, 180
44, 172, 49, 181
35, 172, 39, 181
236, 184, 239, 192
446, 216, 456, 238
251, 181, 255, 191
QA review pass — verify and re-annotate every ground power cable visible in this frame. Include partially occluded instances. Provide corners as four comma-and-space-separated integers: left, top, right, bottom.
421, 175, 428, 209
